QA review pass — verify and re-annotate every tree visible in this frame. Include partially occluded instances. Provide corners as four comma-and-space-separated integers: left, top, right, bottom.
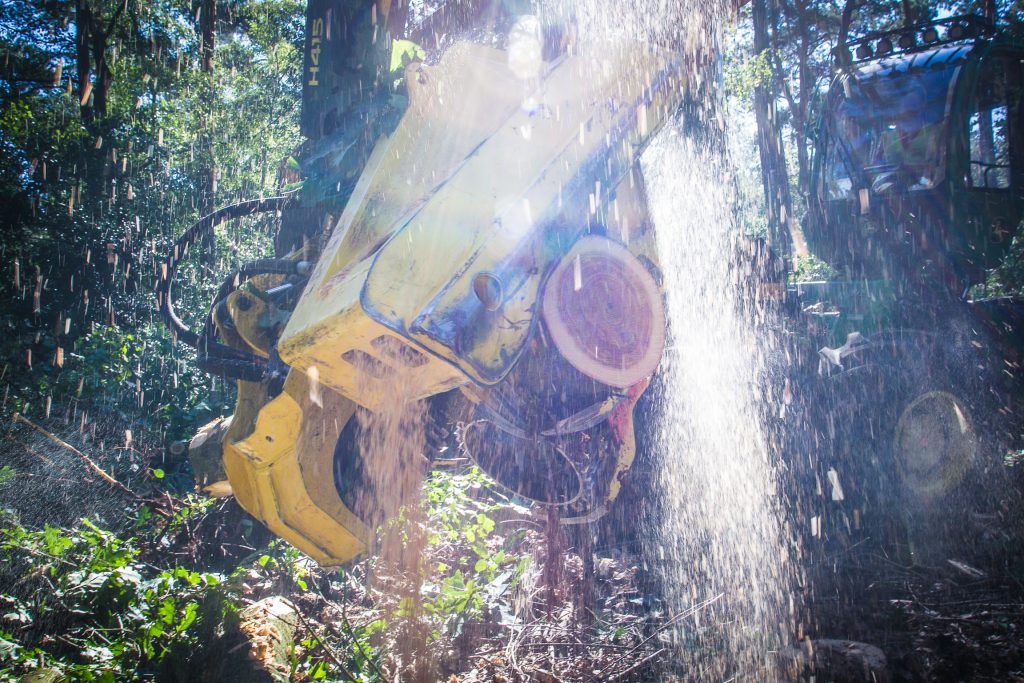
75, 0, 129, 122
198, 0, 216, 215
752, 0, 795, 263
0, 0, 303, 442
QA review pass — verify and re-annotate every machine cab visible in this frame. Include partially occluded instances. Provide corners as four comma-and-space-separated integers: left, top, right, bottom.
807, 16, 1024, 294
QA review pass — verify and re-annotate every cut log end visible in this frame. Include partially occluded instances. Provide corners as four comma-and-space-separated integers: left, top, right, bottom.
541, 235, 665, 388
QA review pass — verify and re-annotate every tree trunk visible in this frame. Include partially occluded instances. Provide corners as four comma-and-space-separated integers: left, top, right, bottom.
384, 0, 409, 39
75, 0, 122, 122
984, 0, 997, 23
90, 26, 111, 119
75, 0, 93, 122
770, 0, 811, 193
200, 0, 217, 215
201, 0, 216, 74
795, 0, 811, 192
838, 0, 858, 55
753, 0, 794, 266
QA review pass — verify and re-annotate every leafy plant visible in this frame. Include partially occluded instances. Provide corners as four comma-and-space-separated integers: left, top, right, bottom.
0, 507, 229, 681
790, 254, 837, 282
724, 48, 774, 103
419, 468, 532, 636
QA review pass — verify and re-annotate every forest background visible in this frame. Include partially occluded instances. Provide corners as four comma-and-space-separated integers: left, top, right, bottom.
1, 0, 1023, 680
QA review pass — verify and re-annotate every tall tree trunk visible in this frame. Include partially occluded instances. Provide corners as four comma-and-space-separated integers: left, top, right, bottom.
75, 0, 115, 201
901, 0, 913, 27
90, 27, 111, 118
795, 0, 811, 193
75, 0, 123, 123
383, 0, 410, 39
753, 0, 794, 266
771, 0, 811, 193
838, 0, 858, 60
983, 0, 997, 22
201, 0, 215, 74
75, 0, 93, 122
200, 0, 217, 215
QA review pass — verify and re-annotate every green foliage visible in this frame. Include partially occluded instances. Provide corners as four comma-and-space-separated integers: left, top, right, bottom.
0, 504, 229, 681
220, 466, 535, 681
419, 468, 531, 635
791, 254, 837, 282
239, 468, 533, 679
0, 444, 530, 680
252, 539, 314, 592
985, 232, 1024, 296
0, 0, 304, 452
289, 565, 389, 683
724, 48, 774, 104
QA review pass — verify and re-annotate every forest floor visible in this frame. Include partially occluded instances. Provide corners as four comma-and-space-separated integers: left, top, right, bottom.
803, 461, 1024, 682
1, 415, 1023, 682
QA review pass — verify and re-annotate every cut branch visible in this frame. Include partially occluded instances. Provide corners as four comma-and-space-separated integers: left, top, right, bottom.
11, 412, 140, 501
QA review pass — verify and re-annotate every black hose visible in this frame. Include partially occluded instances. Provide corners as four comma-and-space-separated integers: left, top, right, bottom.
238, 258, 311, 278
156, 196, 294, 379
199, 258, 312, 356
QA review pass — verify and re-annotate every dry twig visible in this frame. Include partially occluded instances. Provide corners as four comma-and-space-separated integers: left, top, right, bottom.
11, 413, 140, 501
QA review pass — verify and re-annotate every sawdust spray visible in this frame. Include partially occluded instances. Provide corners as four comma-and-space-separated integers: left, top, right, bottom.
642, 123, 795, 678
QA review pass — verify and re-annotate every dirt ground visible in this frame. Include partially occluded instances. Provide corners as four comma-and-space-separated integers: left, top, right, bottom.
804, 464, 1024, 682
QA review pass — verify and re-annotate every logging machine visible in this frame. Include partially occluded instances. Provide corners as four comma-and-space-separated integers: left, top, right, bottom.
799, 14, 1024, 513
161, 4, 1024, 565
160, 1, 688, 565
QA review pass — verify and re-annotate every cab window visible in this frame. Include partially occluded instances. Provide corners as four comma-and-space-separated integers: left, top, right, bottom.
824, 134, 855, 200
827, 66, 957, 194
968, 57, 1011, 189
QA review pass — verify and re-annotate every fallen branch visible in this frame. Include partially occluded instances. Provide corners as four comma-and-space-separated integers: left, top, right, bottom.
11, 413, 141, 502
588, 592, 724, 681
605, 647, 667, 682
18, 443, 56, 467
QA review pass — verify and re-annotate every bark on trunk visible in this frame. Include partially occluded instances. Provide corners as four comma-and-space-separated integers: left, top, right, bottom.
75, 0, 93, 121
770, 0, 811, 192
753, 0, 794, 265
984, 0, 997, 22
200, 0, 217, 219
201, 0, 216, 74
200, 0, 217, 215
75, 0, 123, 122
838, 0, 858, 54
90, 25, 111, 118
795, 0, 811, 192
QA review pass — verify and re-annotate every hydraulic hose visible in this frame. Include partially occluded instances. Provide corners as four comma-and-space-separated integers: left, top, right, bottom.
157, 196, 294, 380
200, 258, 313, 350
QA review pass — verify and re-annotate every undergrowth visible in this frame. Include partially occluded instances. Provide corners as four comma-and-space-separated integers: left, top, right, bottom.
0, 501, 228, 681
0, 467, 540, 682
